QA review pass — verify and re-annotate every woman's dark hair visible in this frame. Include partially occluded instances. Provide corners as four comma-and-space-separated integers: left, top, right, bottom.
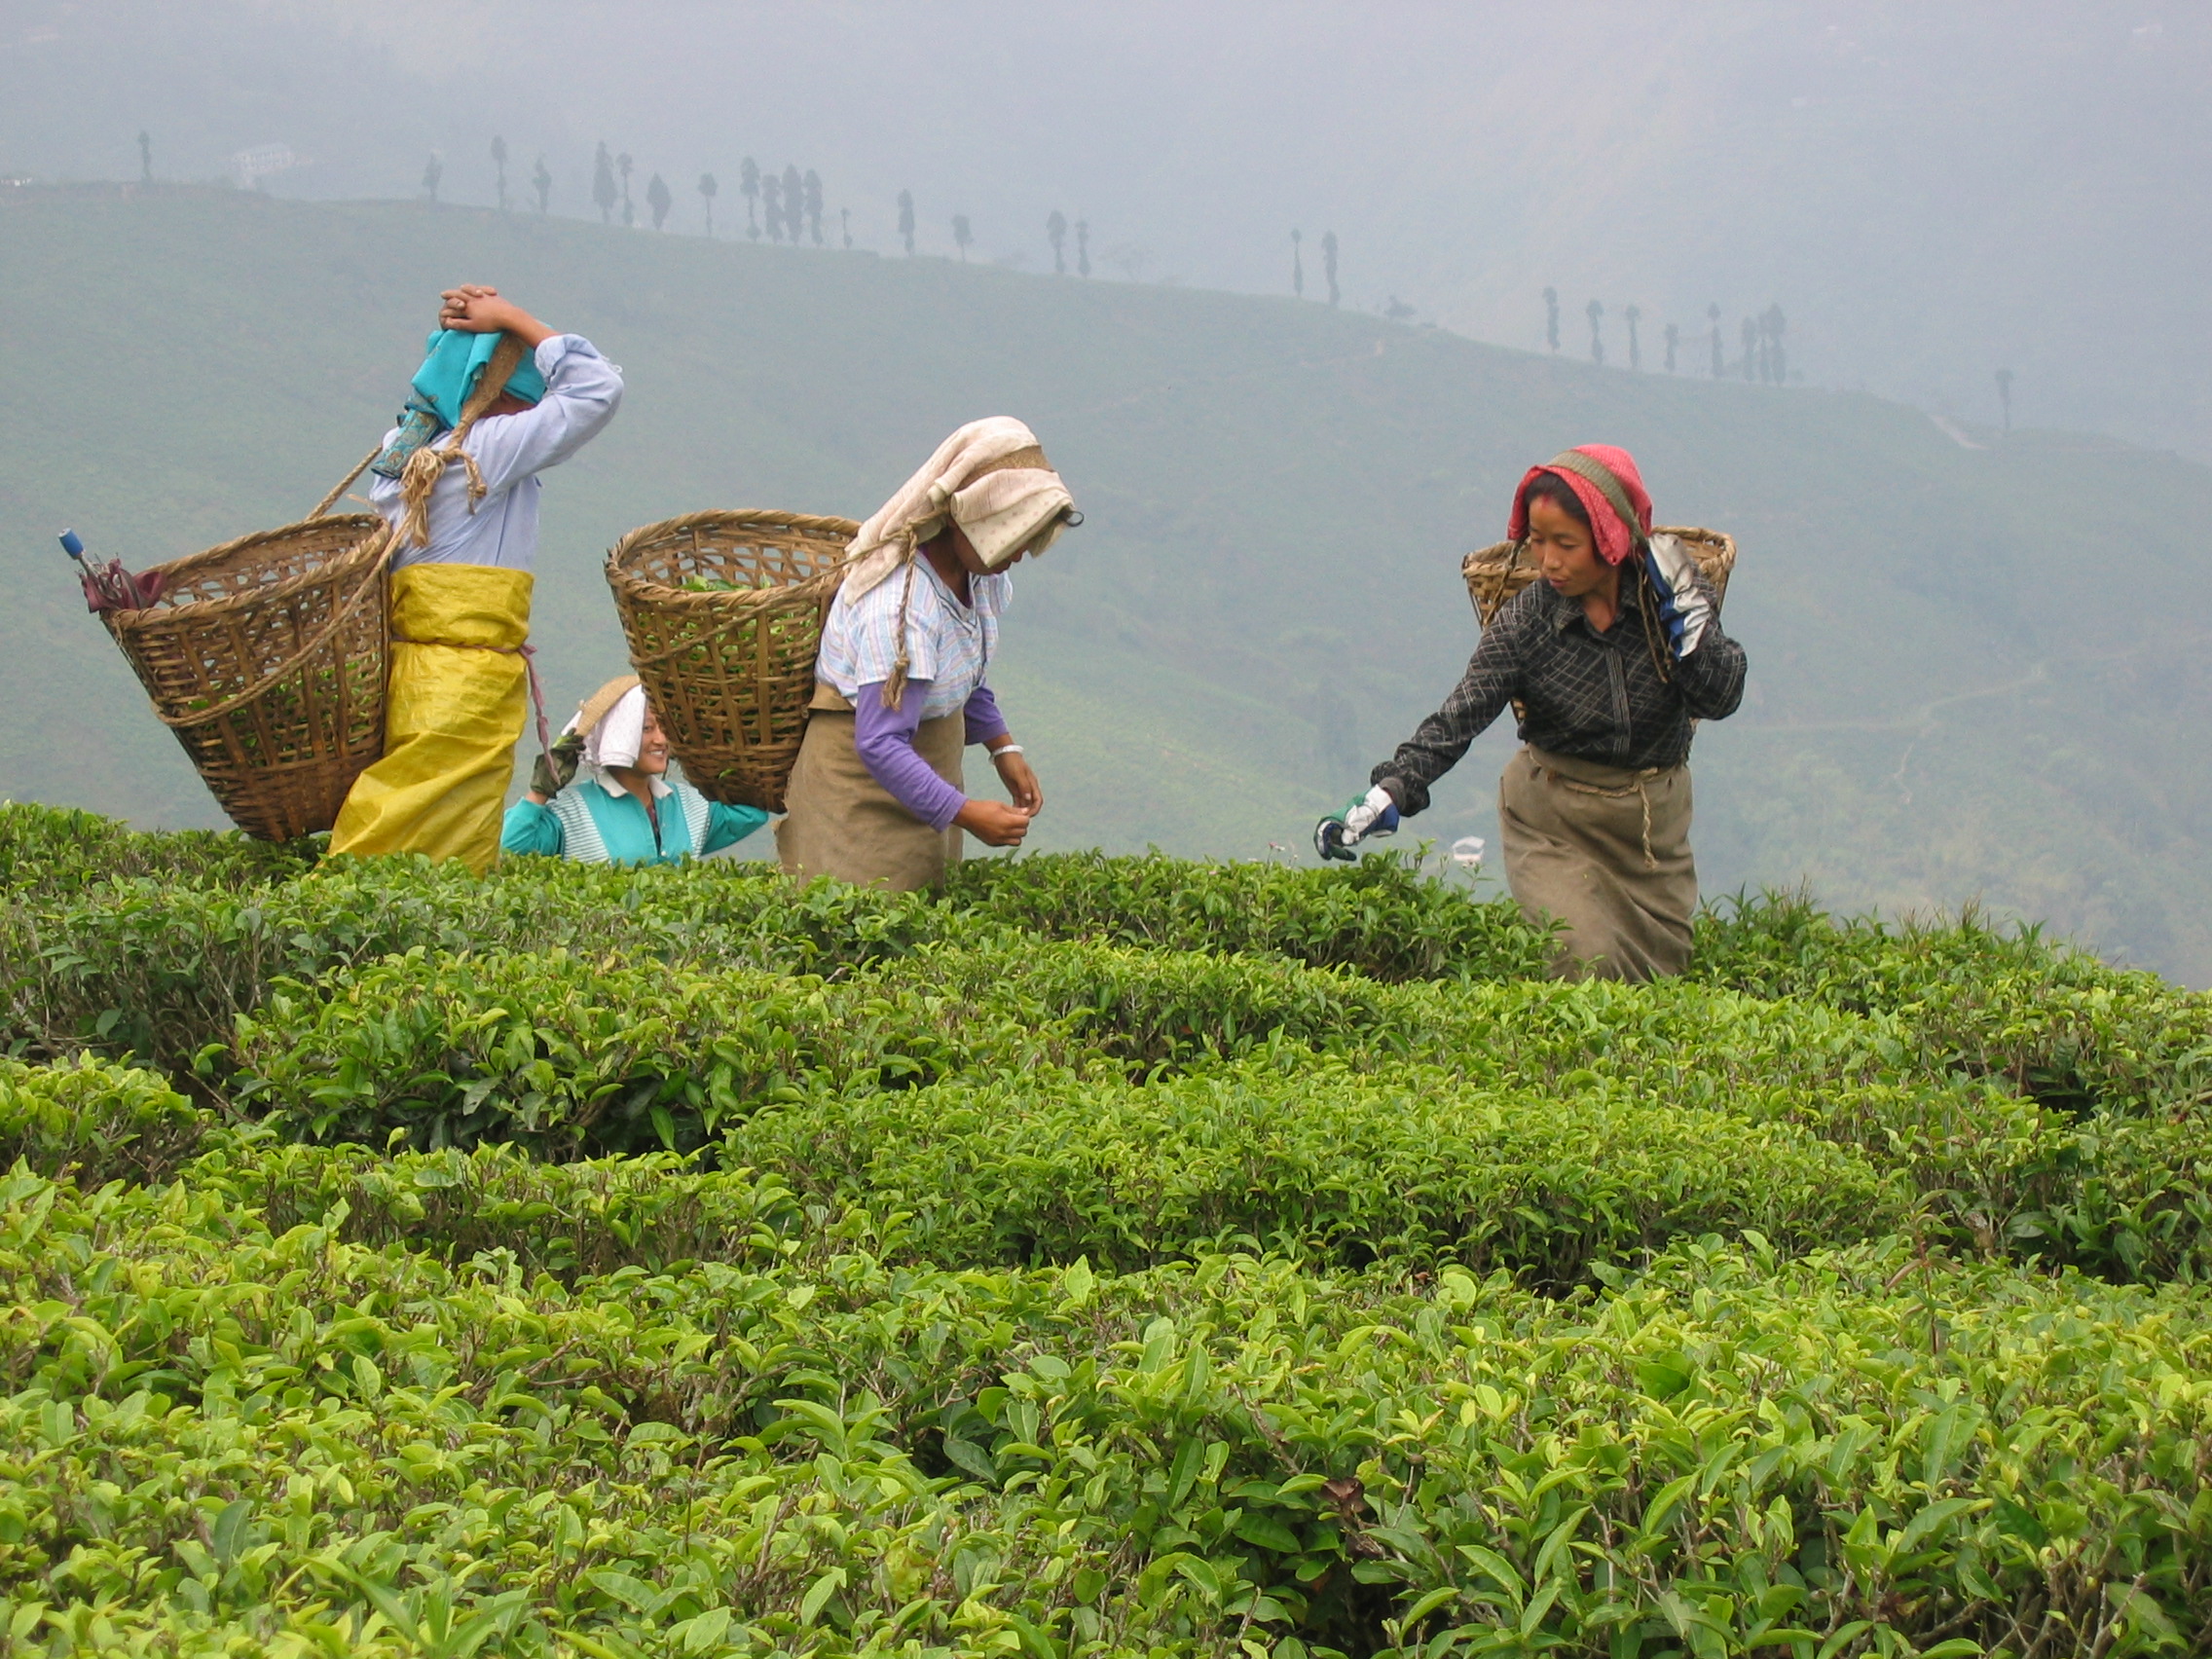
1519, 470, 1592, 531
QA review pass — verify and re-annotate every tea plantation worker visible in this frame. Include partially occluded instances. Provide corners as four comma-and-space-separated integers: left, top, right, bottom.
501, 676, 768, 865
329, 284, 623, 872
777, 417, 1080, 891
1324, 445, 1746, 980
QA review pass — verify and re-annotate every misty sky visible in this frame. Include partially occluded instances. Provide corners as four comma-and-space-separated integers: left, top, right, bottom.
6, 0, 2208, 458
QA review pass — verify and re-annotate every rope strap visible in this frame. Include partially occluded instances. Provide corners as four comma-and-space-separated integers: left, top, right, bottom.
1543, 764, 1664, 870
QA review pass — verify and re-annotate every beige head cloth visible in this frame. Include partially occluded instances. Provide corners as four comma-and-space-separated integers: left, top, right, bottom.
841, 418, 1076, 600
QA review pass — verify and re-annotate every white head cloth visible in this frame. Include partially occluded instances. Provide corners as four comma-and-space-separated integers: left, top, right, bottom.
840, 417, 1076, 602
563, 684, 648, 778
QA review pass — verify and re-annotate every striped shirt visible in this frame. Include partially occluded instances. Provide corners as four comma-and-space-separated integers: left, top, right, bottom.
817, 558, 1010, 719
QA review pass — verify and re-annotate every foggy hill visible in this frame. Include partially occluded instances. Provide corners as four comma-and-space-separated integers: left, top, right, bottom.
4, 188, 2209, 981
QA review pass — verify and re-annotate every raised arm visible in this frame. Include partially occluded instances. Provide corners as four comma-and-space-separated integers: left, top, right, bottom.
435, 287, 623, 494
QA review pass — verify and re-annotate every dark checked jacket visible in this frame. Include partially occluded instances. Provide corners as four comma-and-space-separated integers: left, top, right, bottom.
1372, 562, 1747, 815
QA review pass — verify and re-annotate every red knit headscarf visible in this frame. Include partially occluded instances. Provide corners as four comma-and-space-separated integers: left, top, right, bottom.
1506, 444, 1653, 567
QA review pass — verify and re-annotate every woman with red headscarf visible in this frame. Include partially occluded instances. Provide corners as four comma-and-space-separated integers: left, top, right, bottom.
1327, 446, 1747, 980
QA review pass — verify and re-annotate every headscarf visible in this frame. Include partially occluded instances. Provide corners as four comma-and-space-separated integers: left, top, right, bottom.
1507, 444, 1653, 568
841, 417, 1079, 707
562, 676, 648, 781
371, 329, 548, 543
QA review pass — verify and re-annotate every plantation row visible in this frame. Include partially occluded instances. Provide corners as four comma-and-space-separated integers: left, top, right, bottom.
1, 801, 2210, 1655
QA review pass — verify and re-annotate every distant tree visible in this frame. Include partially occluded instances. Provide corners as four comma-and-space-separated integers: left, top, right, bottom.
1076, 219, 1090, 276
1663, 321, 1679, 374
1291, 228, 1304, 298
422, 153, 443, 205
1995, 367, 2014, 432
1047, 209, 1067, 274
1321, 231, 1340, 307
698, 171, 717, 237
1586, 298, 1604, 366
533, 155, 552, 214
1384, 296, 1416, 322
1625, 304, 1642, 371
646, 171, 672, 231
1708, 303, 1723, 376
1764, 304, 1788, 384
593, 143, 617, 224
491, 135, 508, 211
781, 165, 803, 241
840, 206, 851, 248
137, 129, 152, 184
762, 175, 784, 241
898, 190, 915, 254
1544, 286, 1560, 352
617, 153, 635, 227
951, 214, 973, 261
1740, 316, 1757, 382
740, 158, 760, 239
804, 170, 824, 244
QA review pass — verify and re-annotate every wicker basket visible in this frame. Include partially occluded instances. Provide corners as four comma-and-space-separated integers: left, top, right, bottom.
102, 514, 392, 841
1462, 526, 1737, 628
606, 509, 860, 813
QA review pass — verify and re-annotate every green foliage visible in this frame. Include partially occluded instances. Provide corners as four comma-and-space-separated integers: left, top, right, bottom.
0, 800, 319, 901
6, 807, 2212, 1651
0, 1053, 207, 1188
945, 850, 1557, 982
724, 1058, 1905, 1280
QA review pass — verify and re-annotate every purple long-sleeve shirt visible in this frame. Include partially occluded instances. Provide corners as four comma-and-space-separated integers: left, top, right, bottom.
852, 680, 1009, 830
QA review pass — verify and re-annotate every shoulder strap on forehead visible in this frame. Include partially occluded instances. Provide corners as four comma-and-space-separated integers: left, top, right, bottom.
1544, 450, 1650, 552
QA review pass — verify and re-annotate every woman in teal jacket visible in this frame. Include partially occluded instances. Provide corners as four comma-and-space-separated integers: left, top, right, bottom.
501, 677, 767, 865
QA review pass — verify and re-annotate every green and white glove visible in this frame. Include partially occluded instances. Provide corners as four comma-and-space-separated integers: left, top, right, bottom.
531, 732, 585, 799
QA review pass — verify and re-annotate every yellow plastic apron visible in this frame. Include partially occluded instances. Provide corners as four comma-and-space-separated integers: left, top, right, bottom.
329, 564, 534, 873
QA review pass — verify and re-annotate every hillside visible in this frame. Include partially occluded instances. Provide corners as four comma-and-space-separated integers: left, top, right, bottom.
4, 188, 2210, 980
4, 807, 2211, 1651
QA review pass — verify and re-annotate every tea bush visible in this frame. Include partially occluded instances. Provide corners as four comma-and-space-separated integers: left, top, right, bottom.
6, 800, 2212, 1654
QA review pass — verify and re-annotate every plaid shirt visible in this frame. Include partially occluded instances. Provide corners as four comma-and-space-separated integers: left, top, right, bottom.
1374, 563, 1746, 815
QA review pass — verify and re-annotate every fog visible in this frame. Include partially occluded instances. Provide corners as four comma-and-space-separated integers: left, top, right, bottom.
6, 0, 2207, 459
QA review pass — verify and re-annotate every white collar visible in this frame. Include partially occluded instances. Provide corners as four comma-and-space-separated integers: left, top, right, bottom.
594, 770, 674, 801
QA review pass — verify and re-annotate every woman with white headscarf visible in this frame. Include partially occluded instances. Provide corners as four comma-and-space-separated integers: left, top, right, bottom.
500, 676, 769, 865
777, 417, 1081, 891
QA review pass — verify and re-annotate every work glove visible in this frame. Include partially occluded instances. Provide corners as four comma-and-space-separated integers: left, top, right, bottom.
1642, 534, 1713, 660
1314, 784, 1400, 862
531, 732, 584, 799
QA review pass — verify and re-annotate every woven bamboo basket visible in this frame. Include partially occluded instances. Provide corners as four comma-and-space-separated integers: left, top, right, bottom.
101, 514, 392, 841
1462, 526, 1737, 628
606, 509, 860, 813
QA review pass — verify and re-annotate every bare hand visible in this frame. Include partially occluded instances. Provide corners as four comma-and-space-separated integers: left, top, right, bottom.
955, 798, 1033, 848
991, 748, 1043, 815
438, 286, 555, 347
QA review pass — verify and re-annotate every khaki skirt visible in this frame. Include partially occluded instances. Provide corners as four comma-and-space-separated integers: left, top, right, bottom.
776, 685, 966, 891
1499, 744, 1698, 982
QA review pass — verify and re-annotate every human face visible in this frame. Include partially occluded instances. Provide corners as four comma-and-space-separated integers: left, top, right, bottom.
948, 523, 1029, 574
637, 705, 671, 776
1527, 494, 1611, 599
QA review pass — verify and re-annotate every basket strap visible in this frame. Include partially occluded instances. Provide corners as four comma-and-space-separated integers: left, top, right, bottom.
309, 442, 387, 520
145, 531, 394, 730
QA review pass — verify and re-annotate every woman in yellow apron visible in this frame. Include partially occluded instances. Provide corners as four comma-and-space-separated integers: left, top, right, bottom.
329, 285, 623, 871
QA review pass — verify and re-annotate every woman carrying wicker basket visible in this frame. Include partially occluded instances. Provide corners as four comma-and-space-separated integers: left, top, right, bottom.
328, 286, 623, 872
1323, 446, 1747, 980
501, 677, 768, 865
776, 419, 1080, 892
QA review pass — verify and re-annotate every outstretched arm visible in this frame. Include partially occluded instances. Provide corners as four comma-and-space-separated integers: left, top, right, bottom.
1370, 616, 1526, 816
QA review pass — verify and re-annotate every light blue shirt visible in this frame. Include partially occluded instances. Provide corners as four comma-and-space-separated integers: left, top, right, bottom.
500, 772, 767, 866
815, 558, 1009, 720
372, 334, 623, 571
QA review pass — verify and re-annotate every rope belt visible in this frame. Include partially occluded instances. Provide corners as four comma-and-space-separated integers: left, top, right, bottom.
389, 633, 556, 772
